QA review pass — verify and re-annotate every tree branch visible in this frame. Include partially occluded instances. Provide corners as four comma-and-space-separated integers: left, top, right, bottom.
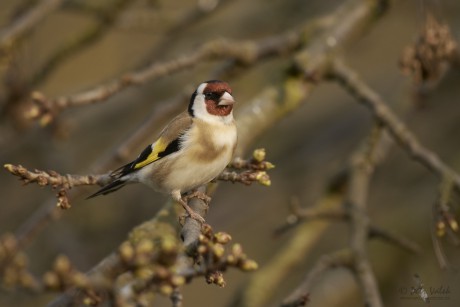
4, 149, 273, 211
278, 203, 420, 255
281, 250, 354, 307
0, 0, 63, 53
48, 203, 258, 307
345, 124, 384, 307
28, 31, 304, 125
331, 59, 460, 191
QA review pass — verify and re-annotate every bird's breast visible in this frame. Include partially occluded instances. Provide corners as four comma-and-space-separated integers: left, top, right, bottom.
164, 120, 236, 192
184, 120, 237, 163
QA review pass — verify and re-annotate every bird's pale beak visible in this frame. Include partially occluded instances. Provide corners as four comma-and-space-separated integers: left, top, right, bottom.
218, 91, 235, 106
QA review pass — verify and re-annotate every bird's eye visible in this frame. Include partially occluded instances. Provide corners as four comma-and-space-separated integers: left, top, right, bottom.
204, 92, 219, 100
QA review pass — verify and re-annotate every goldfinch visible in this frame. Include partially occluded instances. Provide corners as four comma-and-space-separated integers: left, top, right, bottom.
88, 80, 237, 223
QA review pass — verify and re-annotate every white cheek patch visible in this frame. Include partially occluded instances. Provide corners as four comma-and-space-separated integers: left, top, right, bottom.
192, 93, 209, 119
196, 82, 207, 94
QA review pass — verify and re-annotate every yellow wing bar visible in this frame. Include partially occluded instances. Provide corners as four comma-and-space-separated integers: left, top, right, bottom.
133, 138, 168, 169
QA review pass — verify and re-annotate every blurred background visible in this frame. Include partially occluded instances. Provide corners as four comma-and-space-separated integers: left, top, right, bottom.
0, 0, 460, 306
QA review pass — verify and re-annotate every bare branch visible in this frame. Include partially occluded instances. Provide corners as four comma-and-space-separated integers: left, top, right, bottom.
28, 32, 303, 125
278, 202, 420, 255
368, 226, 421, 255
3, 164, 109, 188
3, 164, 109, 210
281, 250, 354, 307
331, 59, 460, 191
230, 190, 344, 307
28, 0, 132, 88
0, 0, 63, 53
345, 124, 384, 307
4, 148, 273, 210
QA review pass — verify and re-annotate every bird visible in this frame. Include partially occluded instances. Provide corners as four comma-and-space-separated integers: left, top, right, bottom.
88, 80, 237, 223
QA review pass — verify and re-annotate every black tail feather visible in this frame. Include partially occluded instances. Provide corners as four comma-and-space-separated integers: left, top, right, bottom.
86, 179, 127, 199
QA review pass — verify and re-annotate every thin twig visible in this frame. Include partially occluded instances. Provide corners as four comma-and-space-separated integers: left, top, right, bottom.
28, 32, 303, 124
29, 0, 132, 88
281, 250, 354, 307
4, 152, 273, 207
279, 204, 420, 254
345, 124, 384, 307
0, 0, 63, 53
3, 164, 109, 188
331, 59, 460, 191
368, 226, 420, 254
171, 288, 183, 307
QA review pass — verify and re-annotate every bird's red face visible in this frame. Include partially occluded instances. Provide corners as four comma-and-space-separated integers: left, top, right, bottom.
202, 81, 235, 117
188, 80, 236, 123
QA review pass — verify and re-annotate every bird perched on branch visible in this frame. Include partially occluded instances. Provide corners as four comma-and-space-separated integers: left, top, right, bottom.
88, 80, 237, 223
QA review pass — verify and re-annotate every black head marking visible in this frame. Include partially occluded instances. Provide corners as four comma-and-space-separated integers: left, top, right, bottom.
188, 90, 197, 117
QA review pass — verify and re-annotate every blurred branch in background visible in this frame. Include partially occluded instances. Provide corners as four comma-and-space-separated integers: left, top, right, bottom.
0, 0, 63, 54
1, 0, 460, 306
27, 29, 305, 126
27, 0, 132, 89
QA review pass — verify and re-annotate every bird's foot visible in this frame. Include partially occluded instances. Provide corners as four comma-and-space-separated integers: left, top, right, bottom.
172, 190, 206, 224
179, 200, 205, 224
183, 190, 212, 204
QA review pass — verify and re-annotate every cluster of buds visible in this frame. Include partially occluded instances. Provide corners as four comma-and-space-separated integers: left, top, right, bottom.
42, 255, 90, 291
3, 163, 72, 209
3, 163, 105, 210
400, 13, 458, 87
118, 237, 184, 298
196, 225, 258, 288
435, 177, 459, 238
119, 234, 180, 268
435, 208, 459, 238
220, 148, 275, 186
27, 91, 56, 127
0, 233, 39, 290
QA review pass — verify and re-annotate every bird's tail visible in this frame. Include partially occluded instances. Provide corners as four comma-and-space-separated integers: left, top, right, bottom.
86, 178, 127, 199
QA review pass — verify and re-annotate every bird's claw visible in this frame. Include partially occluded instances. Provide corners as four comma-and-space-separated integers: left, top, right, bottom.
184, 190, 211, 204
180, 206, 205, 225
